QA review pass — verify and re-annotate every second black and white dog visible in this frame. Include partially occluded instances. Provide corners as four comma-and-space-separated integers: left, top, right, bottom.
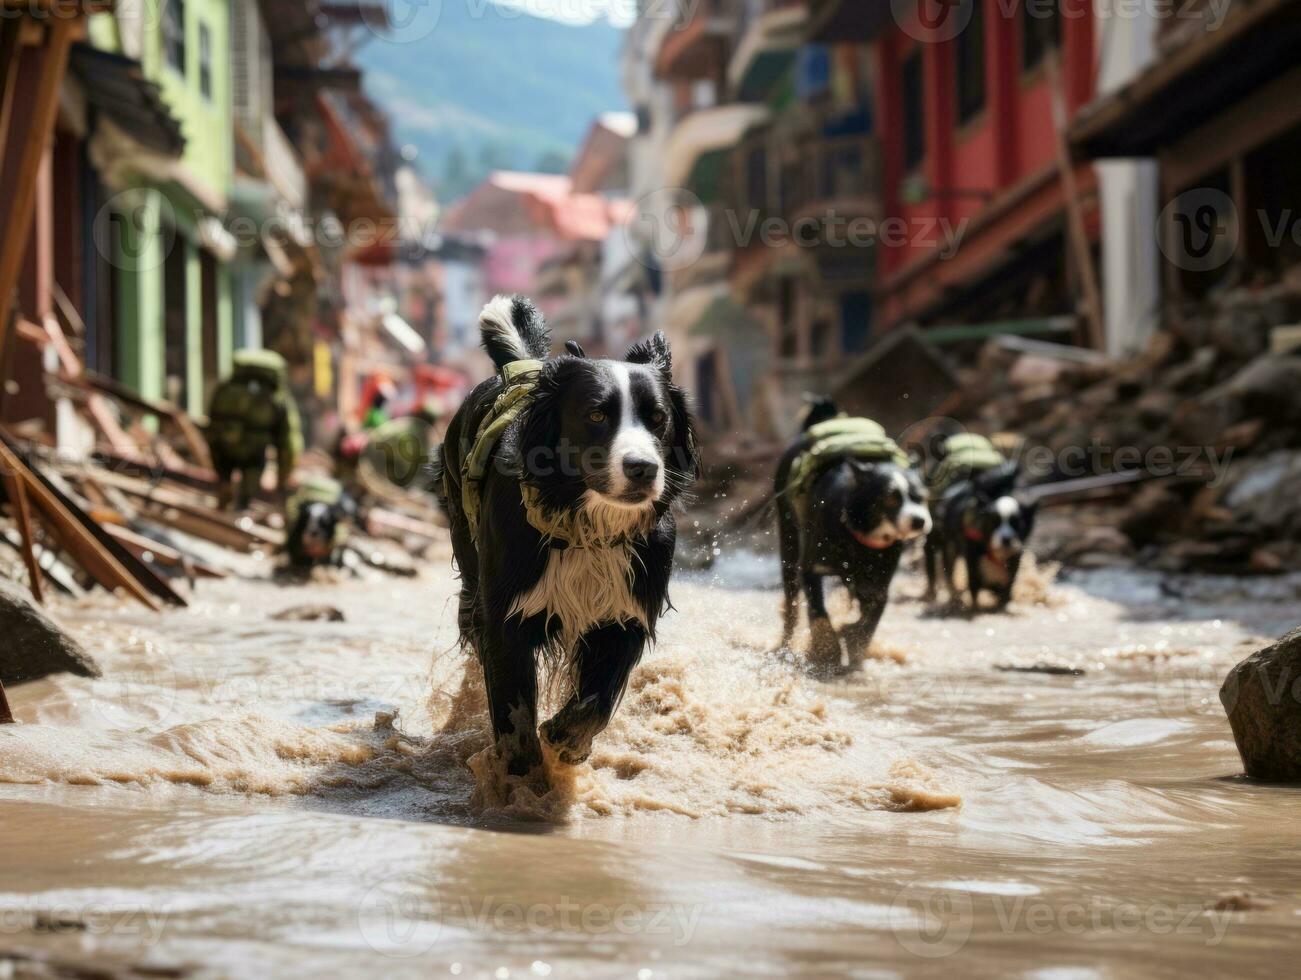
775, 401, 931, 671
436, 297, 698, 778
924, 463, 1037, 610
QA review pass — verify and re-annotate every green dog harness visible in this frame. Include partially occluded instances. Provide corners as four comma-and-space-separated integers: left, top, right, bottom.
786, 416, 910, 523
929, 434, 1007, 495
457, 360, 653, 549
460, 359, 543, 538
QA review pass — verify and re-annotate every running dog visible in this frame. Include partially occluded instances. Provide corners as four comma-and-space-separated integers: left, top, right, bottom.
775, 400, 931, 671
925, 462, 1036, 610
435, 297, 698, 777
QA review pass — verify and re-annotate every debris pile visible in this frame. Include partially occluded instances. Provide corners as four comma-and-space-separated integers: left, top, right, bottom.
950, 282, 1301, 573
0, 326, 445, 632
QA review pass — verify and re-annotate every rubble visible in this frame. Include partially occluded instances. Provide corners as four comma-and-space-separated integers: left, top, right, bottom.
952, 283, 1301, 573
1220, 628, 1301, 782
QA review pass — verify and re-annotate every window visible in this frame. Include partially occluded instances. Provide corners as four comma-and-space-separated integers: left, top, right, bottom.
956, 1, 986, 124
163, 0, 186, 74
1022, 0, 1061, 72
199, 23, 213, 100
901, 50, 925, 172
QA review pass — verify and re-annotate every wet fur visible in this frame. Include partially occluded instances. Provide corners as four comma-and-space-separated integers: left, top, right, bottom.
436, 297, 699, 775
925, 463, 1037, 610
775, 402, 930, 672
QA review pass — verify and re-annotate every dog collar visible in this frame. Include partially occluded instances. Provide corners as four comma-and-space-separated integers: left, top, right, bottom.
851, 528, 897, 550
964, 527, 986, 543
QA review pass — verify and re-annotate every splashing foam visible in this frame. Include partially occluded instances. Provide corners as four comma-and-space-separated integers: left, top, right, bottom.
0, 583, 960, 823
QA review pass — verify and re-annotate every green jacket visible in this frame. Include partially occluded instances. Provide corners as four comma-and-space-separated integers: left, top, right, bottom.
206, 350, 303, 483
786, 417, 910, 523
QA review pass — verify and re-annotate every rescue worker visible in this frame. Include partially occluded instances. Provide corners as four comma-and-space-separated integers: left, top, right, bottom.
205, 350, 303, 510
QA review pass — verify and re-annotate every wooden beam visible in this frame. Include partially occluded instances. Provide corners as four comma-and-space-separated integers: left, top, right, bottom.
0, 16, 77, 357
0, 431, 159, 609
1048, 52, 1105, 352
0, 16, 21, 165
3, 466, 45, 604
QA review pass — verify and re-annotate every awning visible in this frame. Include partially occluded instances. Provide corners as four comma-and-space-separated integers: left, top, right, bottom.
664, 282, 729, 334
71, 44, 185, 157
664, 105, 770, 188
728, 5, 807, 103
1071, 0, 1301, 158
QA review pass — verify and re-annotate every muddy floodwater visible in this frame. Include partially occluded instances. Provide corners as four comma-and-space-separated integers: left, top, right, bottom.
2, 536, 1300, 978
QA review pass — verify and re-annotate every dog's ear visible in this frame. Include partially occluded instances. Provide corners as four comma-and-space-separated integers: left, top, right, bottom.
666, 379, 699, 487
565, 340, 586, 358
626, 331, 671, 372
516, 356, 584, 481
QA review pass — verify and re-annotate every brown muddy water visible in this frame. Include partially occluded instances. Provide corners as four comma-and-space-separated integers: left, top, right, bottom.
2, 535, 1300, 978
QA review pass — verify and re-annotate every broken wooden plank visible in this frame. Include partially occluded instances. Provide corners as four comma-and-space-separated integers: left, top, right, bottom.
1, 528, 86, 597
105, 524, 227, 580
21, 461, 188, 607
0, 431, 158, 610
88, 469, 283, 549
2, 466, 45, 604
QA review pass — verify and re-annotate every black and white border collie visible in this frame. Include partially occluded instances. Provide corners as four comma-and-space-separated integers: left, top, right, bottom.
775, 401, 931, 672
925, 464, 1037, 611
436, 296, 698, 778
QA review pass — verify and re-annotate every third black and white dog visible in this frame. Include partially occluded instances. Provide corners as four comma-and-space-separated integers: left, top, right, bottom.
775, 401, 931, 671
924, 464, 1037, 611
435, 296, 698, 778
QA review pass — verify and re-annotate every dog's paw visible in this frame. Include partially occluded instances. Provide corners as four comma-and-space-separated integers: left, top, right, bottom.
807, 618, 843, 672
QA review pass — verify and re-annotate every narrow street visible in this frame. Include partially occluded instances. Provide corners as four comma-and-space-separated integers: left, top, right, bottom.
2, 531, 1299, 977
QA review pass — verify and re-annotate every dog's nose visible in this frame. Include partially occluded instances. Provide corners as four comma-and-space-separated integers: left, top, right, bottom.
911, 515, 928, 531
622, 456, 660, 485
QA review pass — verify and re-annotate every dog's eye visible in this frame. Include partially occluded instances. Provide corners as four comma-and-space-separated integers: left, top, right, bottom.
650, 410, 666, 427
588, 410, 606, 424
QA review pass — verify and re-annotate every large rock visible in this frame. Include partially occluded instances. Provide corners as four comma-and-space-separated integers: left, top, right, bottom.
1221, 628, 1301, 781
0, 579, 100, 685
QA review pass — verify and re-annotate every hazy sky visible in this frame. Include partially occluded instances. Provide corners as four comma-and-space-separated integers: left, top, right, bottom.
492, 0, 636, 26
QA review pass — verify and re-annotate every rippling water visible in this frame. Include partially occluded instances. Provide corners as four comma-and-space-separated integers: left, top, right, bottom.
2, 540, 1299, 977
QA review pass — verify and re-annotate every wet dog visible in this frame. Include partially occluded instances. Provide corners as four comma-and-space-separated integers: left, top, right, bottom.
435, 296, 698, 777
285, 495, 354, 569
775, 401, 931, 671
925, 463, 1036, 610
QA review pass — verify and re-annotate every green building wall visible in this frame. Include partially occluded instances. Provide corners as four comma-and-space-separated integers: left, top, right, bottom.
91, 0, 236, 416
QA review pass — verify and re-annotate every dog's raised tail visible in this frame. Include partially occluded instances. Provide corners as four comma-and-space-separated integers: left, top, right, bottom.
479, 295, 551, 369
800, 394, 839, 432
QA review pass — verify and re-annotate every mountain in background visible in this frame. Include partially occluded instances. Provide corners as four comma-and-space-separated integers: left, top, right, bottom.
357, 2, 627, 204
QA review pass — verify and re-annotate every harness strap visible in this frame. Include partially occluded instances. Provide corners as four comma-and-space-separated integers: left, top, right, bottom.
459, 360, 653, 549
461, 359, 542, 538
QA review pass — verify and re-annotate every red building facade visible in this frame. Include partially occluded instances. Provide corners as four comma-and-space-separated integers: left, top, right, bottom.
869, 0, 1098, 337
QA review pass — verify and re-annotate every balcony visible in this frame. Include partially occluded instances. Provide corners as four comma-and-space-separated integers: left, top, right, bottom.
787, 134, 880, 226
655, 0, 734, 80
663, 104, 771, 196
728, 1, 807, 103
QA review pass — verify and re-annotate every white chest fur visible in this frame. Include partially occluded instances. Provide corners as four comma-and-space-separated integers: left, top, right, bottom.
508, 543, 647, 653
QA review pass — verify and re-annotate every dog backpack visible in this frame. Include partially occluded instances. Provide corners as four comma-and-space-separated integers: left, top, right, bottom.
929, 434, 1007, 495
786, 416, 910, 523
